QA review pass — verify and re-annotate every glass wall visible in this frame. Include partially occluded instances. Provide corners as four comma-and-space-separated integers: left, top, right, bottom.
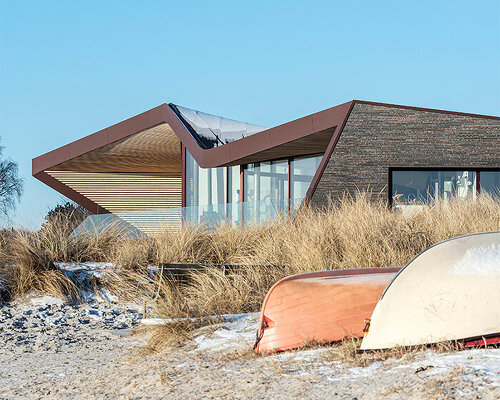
227, 166, 239, 203
187, 150, 323, 224
186, 150, 228, 207
290, 156, 322, 201
392, 169, 500, 205
244, 160, 289, 218
244, 161, 288, 203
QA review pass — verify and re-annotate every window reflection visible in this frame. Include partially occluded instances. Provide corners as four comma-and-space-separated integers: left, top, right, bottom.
480, 171, 500, 198
391, 170, 477, 208
290, 156, 322, 201
187, 150, 323, 224
185, 150, 227, 207
244, 160, 289, 215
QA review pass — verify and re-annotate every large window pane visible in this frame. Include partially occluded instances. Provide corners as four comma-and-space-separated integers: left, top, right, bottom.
185, 150, 227, 207
185, 150, 199, 207
290, 155, 322, 201
392, 170, 477, 206
244, 161, 288, 203
227, 165, 240, 203
480, 171, 500, 198
260, 161, 288, 200
243, 163, 258, 202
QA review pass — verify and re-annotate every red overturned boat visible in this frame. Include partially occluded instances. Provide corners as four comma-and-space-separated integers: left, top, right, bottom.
254, 267, 401, 353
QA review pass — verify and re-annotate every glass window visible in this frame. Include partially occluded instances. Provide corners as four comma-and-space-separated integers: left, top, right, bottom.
391, 170, 477, 207
290, 155, 322, 201
185, 150, 227, 207
480, 171, 500, 198
227, 165, 240, 204
244, 160, 288, 204
243, 163, 258, 203
185, 150, 199, 207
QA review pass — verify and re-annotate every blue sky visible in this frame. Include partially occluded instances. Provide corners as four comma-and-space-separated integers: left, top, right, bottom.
1, 0, 499, 228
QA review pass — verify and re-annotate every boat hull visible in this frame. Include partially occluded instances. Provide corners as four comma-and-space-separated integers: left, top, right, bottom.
254, 267, 401, 353
361, 231, 500, 350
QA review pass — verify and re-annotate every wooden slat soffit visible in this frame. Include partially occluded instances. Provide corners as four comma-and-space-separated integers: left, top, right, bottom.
48, 123, 182, 173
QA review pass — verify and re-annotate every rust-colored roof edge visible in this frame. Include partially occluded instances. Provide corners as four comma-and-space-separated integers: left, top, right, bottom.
303, 101, 356, 204
34, 171, 110, 214
32, 99, 500, 214
163, 101, 356, 168
32, 99, 500, 177
32, 101, 356, 176
353, 100, 500, 121
32, 104, 172, 176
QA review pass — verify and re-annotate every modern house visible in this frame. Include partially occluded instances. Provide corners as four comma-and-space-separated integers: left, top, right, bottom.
33, 100, 500, 234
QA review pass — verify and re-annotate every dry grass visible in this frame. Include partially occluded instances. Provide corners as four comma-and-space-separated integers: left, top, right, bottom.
129, 193, 499, 324
1, 191, 499, 317
0, 212, 123, 301
1, 192, 497, 356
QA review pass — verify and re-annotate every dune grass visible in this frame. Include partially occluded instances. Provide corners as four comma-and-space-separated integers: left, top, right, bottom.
0, 212, 121, 301
134, 193, 500, 321
1, 192, 499, 314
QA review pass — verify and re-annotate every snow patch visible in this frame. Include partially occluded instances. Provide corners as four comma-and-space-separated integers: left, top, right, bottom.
453, 244, 500, 276
193, 313, 259, 350
30, 296, 65, 306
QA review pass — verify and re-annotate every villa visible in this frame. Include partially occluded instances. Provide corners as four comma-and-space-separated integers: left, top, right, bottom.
33, 100, 500, 234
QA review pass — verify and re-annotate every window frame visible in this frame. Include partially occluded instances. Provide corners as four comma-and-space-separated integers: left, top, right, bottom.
388, 167, 500, 207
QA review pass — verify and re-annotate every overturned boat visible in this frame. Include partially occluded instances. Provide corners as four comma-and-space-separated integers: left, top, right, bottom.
254, 267, 401, 353
361, 231, 500, 350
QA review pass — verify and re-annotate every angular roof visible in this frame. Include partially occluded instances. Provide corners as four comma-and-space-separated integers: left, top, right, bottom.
32, 100, 500, 214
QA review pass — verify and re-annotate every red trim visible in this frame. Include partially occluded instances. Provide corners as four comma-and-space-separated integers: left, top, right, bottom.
476, 170, 481, 196
354, 100, 500, 121
239, 165, 244, 203
462, 335, 500, 348
226, 167, 230, 204
239, 165, 244, 224
304, 101, 356, 204
287, 158, 292, 208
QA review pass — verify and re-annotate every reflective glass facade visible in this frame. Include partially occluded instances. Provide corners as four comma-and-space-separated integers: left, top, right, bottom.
244, 161, 288, 206
481, 171, 500, 197
290, 156, 323, 201
185, 149, 322, 224
391, 170, 500, 208
185, 150, 228, 207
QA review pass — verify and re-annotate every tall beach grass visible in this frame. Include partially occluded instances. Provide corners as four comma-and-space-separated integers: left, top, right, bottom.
1, 192, 499, 316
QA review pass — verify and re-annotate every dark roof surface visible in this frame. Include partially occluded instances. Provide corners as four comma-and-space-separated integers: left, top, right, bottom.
169, 104, 267, 149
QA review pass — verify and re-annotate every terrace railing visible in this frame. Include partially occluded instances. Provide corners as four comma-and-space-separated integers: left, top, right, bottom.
71, 198, 304, 237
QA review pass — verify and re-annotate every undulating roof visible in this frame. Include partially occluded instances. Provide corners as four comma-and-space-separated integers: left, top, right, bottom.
32, 100, 500, 215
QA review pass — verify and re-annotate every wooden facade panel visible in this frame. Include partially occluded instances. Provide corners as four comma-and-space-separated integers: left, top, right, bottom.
47, 171, 183, 214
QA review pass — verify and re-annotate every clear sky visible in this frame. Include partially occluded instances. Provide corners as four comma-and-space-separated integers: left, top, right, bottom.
1, 0, 499, 228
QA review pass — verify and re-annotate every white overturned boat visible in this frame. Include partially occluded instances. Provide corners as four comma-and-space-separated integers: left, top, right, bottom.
361, 231, 500, 350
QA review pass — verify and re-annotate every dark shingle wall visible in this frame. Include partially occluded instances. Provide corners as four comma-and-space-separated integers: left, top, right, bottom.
310, 103, 500, 207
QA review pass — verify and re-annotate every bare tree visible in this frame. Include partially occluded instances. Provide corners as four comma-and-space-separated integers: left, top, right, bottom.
0, 142, 23, 216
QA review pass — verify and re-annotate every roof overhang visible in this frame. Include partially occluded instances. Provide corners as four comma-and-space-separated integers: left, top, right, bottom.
33, 99, 500, 213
